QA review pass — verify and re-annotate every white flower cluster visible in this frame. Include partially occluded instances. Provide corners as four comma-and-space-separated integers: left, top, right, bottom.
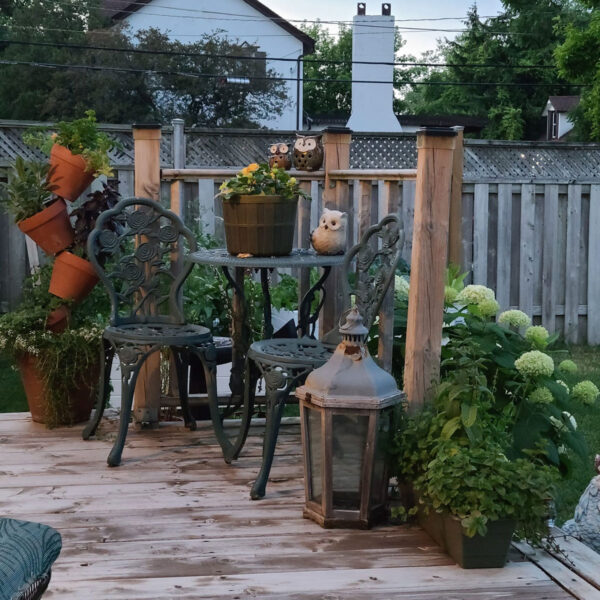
498, 310, 531, 328
455, 285, 499, 317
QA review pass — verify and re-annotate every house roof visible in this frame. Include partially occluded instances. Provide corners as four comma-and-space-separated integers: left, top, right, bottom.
100, 0, 315, 54
546, 95, 580, 113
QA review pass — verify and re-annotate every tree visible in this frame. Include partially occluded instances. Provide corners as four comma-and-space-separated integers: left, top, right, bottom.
403, 2, 586, 140
0, 0, 287, 126
555, 0, 600, 140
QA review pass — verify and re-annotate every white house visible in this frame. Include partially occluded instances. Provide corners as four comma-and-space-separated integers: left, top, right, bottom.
542, 96, 580, 141
101, 0, 314, 130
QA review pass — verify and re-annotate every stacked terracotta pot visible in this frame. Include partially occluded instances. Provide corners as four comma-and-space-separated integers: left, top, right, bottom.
17, 144, 100, 331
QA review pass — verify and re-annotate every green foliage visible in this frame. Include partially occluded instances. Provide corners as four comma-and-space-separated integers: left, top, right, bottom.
403, 3, 586, 140
218, 163, 308, 202
0, 358, 27, 412
0, 157, 56, 222
23, 110, 117, 177
555, 5, 600, 139
0, 264, 109, 427
0, 3, 287, 127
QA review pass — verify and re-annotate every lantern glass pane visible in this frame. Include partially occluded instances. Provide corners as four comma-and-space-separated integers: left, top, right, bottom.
331, 413, 368, 510
307, 407, 323, 503
370, 410, 391, 505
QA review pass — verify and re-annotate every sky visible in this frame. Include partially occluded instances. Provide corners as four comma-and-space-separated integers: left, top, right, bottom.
259, 0, 505, 57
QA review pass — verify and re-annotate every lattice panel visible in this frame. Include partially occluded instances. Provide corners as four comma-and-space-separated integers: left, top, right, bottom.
0, 126, 172, 168
350, 134, 417, 169
464, 142, 600, 180
186, 131, 293, 167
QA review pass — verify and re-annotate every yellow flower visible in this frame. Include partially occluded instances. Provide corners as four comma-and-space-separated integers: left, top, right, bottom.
288, 177, 296, 185
247, 163, 259, 172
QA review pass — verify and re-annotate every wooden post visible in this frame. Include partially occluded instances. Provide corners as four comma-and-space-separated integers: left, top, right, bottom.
170, 119, 185, 220
448, 126, 464, 267
321, 127, 352, 335
404, 128, 457, 411
133, 124, 162, 425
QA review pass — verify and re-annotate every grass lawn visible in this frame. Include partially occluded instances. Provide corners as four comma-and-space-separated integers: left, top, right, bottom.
554, 345, 600, 524
0, 358, 27, 412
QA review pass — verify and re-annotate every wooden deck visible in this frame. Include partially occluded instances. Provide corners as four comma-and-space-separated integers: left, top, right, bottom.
1, 412, 599, 599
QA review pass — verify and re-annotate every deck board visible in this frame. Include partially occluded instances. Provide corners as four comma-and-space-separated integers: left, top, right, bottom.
0, 413, 584, 599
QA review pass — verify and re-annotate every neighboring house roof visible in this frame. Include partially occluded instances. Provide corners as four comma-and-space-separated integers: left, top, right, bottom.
542, 95, 580, 115
100, 0, 315, 54
305, 112, 487, 134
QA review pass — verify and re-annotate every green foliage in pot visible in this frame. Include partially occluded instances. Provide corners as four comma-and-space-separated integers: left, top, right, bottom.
0, 157, 57, 222
0, 265, 110, 428
217, 163, 309, 201
23, 110, 117, 177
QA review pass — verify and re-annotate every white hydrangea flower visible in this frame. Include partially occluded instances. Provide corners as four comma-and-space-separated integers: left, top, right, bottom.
498, 310, 531, 328
456, 284, 496, 306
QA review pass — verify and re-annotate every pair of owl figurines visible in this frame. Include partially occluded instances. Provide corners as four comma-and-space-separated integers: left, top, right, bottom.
268, 134, 324, 171
311, 208, 347, 255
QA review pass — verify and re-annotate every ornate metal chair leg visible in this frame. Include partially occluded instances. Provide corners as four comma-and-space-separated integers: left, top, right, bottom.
83, 338, 114, 440
250, 385, 288, 500
173, 347, 196, 431
107, 345, 150, 467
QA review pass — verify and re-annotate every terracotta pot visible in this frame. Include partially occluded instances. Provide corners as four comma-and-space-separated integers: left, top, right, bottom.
17, 353, 97, 426
49, 144, 95, 202
17, 198, 74, 255
49, 251, 99, 302
222, 195, 297, 256
45, 305, 71, 333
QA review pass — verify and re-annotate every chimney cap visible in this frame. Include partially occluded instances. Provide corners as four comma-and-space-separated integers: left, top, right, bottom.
357, 3, 366, 15
382, 3, 391, 15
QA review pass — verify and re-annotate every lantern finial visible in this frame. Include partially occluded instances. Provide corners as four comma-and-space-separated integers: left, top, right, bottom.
339, 307, 368, 344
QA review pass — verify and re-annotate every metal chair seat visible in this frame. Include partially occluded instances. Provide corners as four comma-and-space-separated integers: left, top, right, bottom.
248, 337, 334, 367
105, 323, 212, 346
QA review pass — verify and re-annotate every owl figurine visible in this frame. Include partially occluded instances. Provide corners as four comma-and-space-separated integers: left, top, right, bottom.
293, 134, 324, 171
268, 142, 291, 170
310, 208, 347, 255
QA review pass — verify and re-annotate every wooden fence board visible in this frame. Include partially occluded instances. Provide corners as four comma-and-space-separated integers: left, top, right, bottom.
588, 185, 600, 344
542, 185, 559, 333
401, 179, 415, 264
519, 184, 536, 319
496, 183, 512, 312
565, 184, 582, 343
473, 183, 489, 285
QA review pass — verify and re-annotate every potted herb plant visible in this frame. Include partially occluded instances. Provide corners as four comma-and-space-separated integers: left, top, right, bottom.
217, 162, 309, 256
0, 157, 73, 255
0, 266, 108, 428
23, 110, 116, 202
49, 184, 120, 302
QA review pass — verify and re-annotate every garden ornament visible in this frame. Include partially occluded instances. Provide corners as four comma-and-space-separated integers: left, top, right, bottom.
293, 133, 324, 171
562, 454, 600, 553
267, 142, 292, 169
310, 208, 348, 255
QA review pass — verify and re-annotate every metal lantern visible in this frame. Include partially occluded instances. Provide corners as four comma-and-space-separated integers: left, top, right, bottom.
296, 307, 404, 529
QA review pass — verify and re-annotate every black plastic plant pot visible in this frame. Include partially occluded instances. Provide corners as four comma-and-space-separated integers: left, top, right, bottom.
419, 510, 515, 569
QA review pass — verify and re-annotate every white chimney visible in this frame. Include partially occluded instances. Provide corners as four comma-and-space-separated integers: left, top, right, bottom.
346, 3, 402, 132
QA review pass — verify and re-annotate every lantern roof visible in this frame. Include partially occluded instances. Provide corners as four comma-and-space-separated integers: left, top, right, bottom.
296, 308, 404, 409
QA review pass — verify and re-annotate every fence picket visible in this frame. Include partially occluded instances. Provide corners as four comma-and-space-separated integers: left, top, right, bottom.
588, 185, 600, 344
565, 185, 582, 343
198, 179, 215, 237
519, 184, 536, 320
401, 179, 415, 264
496, 183, 512, 312
473, 183, 489, 285
542, 185, 559, 332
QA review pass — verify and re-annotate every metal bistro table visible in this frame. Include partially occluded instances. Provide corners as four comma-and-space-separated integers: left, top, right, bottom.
186, 247, 345, 461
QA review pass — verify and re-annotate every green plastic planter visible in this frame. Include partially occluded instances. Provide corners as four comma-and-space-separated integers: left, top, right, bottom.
419, 510, 515, 569
222, 195, 297, 256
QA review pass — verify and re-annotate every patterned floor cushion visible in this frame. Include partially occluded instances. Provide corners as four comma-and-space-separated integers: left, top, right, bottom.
0, 518, 62, 600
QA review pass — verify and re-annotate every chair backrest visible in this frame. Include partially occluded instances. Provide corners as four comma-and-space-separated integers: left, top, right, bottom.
341, 213, 403, 333
87, 197, 197, 326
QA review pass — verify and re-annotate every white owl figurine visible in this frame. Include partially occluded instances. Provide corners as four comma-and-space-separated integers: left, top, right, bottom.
311, 208, 347, 255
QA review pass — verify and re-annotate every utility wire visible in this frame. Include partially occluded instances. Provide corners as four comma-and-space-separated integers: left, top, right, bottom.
0, 39, 558, 70
0, 58, 584, 87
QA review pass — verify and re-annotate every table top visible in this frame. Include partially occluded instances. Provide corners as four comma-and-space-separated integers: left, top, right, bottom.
187, 248, 346, 269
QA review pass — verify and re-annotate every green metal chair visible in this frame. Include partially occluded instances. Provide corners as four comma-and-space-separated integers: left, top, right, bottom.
0, 518, 62, 600
247, 214, 402, 499
82, 197, 230, 466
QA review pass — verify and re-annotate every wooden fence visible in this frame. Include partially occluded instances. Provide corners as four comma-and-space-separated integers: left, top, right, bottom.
2, 121, 600, 345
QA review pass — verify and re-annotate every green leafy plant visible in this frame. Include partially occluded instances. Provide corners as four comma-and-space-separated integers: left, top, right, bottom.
0, 265, 109, 428
217, 163, 308, 201
23, 110, 117, 177
0, 157, 57, 222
